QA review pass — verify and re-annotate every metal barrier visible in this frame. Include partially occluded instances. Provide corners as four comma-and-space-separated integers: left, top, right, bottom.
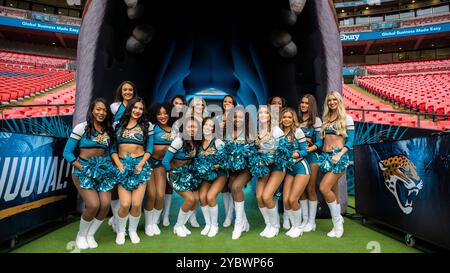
346, 107, 450, 128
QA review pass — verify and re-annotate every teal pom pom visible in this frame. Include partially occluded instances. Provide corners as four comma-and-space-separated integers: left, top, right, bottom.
218, 142, 251, 172
117, 156, 152, 191
193, 155, 219, 181
172, 164, 201, 191
248, 146, 273, 178
74, 157, 117, 191
318, 148, 350, 174
274, 137, 296, 169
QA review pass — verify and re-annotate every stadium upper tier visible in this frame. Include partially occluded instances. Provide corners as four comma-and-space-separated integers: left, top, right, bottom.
340, 12, 450, 33
0, 6, 81, 26
363, 59, 450, 75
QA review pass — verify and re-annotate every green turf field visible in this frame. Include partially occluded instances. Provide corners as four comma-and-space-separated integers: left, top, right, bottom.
10, 188, 421, 253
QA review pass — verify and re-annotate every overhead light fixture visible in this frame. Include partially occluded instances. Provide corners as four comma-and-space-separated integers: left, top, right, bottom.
412, 0, 415, 3
366, 6, 369, 10
342, 10, 345, 13
399, 47, 402, 50
379, 49, 383, 52
350, 51, 354, 54
431, 44, 435, 47
52, 42, 56, 45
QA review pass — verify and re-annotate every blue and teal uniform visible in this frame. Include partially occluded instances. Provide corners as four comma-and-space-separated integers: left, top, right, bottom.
63, 122, 116, 191
110, 102, 127, 123
195, 138, 227, 180
253, 126, 285, 175
162, 136, 200, 191
286, 128, 311, 176
316, 115, 355, 174
110, 122, 154, 190
149, 124, 177, 168
299, 117, 322, 164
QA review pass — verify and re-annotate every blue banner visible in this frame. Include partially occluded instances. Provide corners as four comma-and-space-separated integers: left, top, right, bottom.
0, 132, 77, 243
341, 22, 450, 42
0, 16, 79, 35
354, 133, 450, 249
335, 0, 390, 8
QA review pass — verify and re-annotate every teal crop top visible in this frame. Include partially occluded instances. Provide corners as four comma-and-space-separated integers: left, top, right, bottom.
63, 122, 110, 163
110, 122, 154, 155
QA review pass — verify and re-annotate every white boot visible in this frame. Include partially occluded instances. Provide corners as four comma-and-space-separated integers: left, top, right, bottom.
282, 207, 291, 230
287, 209, 304, 238
207, 205, 219, 237
299, 200, 308, 229
258, 207, 271, 237
86, 218, 103, 249
173, 208, 189, 237
200, 206, 211, 236
232, 201, 248, 240
144, 209, 155, 237
183, 211, 193, 235
189, 208, 200, 228
152, 209, 162, 235
304, 200, 317, 232
128, 214, 141, 244
75, 217, 91, 250
285, 210, 296, 237
162, 194, 172, 227
109, 199, 120, 233
115, 214, 128, 245
265, 207, 279, 238
327, 201, 344, 238
223, 192, 233, 227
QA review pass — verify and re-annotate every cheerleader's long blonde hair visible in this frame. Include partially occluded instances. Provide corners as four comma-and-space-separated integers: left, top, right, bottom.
280, 107, 300, 137
320, 91, 348, 138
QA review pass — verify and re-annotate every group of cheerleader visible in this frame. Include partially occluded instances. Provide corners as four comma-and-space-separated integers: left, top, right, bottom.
63, 80, 354, 249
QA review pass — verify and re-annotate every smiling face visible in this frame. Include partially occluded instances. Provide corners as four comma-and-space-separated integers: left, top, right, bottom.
192, 98, 205, 115
223, 96, 234, 112
131, 101, 144, 120
281, 111, 294, 128
327, 94, 339, 112
271, 97, 283, 108
157, 106, 169, 125
258, 106, 270, 124
92, 101, 107, 124
121, 83, 135, 102
234, 110, 245, 129
203, 118, 215, 137
300, 97, 309, 114
186, 119, 199, 138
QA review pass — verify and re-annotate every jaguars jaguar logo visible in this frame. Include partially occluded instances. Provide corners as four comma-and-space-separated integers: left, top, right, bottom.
378, 155, 424, 215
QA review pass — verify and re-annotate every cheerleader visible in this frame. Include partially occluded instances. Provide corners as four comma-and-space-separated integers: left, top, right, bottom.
280, 107, 310, 238
224, 106, 254, 240
110, 97, 154, 245
162, 118, 201, 237
110, 81, 137, 122
109, 81, 137, 232
298, 94, 322, 232
268, 96, 287, 109
316, 91, 355, 238
144, 103, 176, 236
254, 105, 285, 238
63, 98, 115, 249
182, 96, 207, 228
160, 95, 187, 227
215, 95, 237, 228
196, 118, 227, 237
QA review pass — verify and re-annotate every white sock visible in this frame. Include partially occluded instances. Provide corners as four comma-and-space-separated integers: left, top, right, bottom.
78, 216, 92, 237
163, 194, 172, 219
259, 207, 270, 226
327, 201, 340, 222
201, 206, 211, 226
308, 200, 318, 224
176, 208, 190, 226
209, 205, 218, 227
153, 209, 162, 224
267, 207, 280, 229
144, 209, 152, 227
300, 200, 308, 223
